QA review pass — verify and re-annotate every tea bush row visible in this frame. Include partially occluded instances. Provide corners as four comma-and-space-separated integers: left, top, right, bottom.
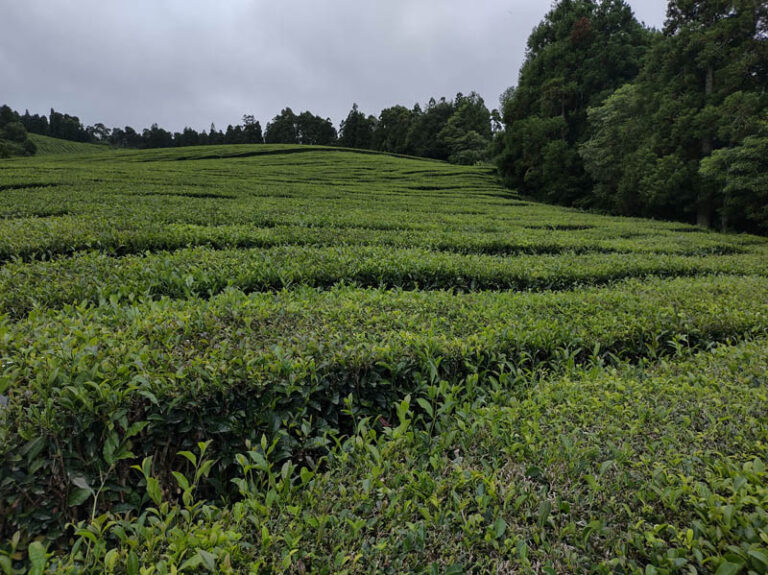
0, 245, 767, 318
2, 275, 767, 540
25, 336, 768, 574
0, 216, 762, 266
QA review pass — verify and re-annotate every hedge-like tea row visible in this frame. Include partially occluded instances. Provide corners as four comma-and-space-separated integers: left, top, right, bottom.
1, 146, 765, 266
44, 336, 768, 574
0, 216, 761, 265
3, 145, 768, 569
2, 275, 767, 539
0, 245, 767, 318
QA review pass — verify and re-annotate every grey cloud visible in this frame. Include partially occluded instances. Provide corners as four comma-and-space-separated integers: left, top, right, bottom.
0, 0, 667, 132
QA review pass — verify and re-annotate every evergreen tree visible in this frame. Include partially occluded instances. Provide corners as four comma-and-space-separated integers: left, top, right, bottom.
700, 122, 768, 233
497, 0, 650, 204
1, 121, 28, 143
582, 0, 767, 229
0, 105, 18, 127
0, 105, 36, 157
208, 123, 223, 145
49, 109, 90, 142
406, 97, 455, 159
658, 0, 767, 226
437, 92, 492, 164
296, 112, 337, 145
339, 104, 375, 149
265, 108, 299, 144
373, 105, 413, 153
242, 115, 264, 144
142, 123, 173, 148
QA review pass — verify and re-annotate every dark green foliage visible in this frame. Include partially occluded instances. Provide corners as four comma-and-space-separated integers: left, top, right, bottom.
296, 111, 337, 145
438, 92, 493, 164
578, 0, 767, 231
499, 0, 767, 233
0, 107, 37, 157
20, 109, 50, 135
580, 83, 652, 215
265, 108, 337, 145
3, 95, 493, 162
241, 115, 263, 144
448, 92, 492, 141
372, 105, 413, 153
0, 105, 19, 127
48, 108, 90, 142
141, 123, 173, 148
2, 122, 28, 144
406, 97, 455, 159
264, 108, 298, 144
109, 126, 143, 148
700, 124, 768, 234
497, 0, 650, 203
339, 104, 376, 149
86, 123, 110, 142
1, 144, 767, 572
361, 94, 492, 162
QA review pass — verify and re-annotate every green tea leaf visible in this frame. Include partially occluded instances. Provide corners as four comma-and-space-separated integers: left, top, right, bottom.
493, 516, 507, 539
146, 477, 162, 506
67, 487, 92, 507
197, 549, 217, 571
28, 541, 47, 575
172, 471, 191, 492
104, 549, 120, 571
126, 551, 139, 575
416, 398, 434, 418
715, 561, 744, 575
178, 451, 197, 467
537, 500, 552, 529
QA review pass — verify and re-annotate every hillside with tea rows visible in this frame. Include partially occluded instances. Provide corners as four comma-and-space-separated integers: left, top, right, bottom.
1, 144, 767, 574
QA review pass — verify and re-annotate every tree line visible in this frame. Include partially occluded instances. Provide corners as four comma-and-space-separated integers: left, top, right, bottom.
2, 0, 764, 233
0, 106, 37, 158
494, 0, 767, 234
0, 93, 495, 165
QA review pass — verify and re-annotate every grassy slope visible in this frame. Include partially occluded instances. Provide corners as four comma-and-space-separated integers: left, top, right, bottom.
27, 133, 110, 155
0, 145, 767, 574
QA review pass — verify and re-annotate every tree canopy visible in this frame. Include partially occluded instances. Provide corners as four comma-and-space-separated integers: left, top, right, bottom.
496, 0, 651, 204
0, 105, 36, 157
496, 0, 767, 233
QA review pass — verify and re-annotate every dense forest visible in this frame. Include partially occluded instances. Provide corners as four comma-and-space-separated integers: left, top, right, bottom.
496, 0, 767, 234
0, 107, 37, 158
0, 92, 494, 166
2, 0, 765, 233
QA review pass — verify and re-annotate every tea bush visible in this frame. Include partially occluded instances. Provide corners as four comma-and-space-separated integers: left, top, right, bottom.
1, 143, 766, 573
27, 337, 768, 574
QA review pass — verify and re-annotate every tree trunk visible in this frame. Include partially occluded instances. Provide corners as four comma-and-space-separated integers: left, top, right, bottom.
697, 64, 715, 228
697, 197, 712, 228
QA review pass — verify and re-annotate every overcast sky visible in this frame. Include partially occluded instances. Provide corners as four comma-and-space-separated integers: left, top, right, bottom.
0, 1, 667, 133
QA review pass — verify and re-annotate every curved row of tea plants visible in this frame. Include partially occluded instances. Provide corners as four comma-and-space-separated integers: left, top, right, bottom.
2, 275, 767, 542
0, 218, 759, 266
25, 336, 768, 574
1, 143, 767, 573
0, 245, 766, 318
1, 145, 765, 266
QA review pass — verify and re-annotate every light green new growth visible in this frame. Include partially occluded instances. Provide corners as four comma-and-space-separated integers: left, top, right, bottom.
1, 144, 766, 574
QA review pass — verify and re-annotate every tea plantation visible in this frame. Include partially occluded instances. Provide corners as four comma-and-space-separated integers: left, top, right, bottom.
1, 144, 767, 574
